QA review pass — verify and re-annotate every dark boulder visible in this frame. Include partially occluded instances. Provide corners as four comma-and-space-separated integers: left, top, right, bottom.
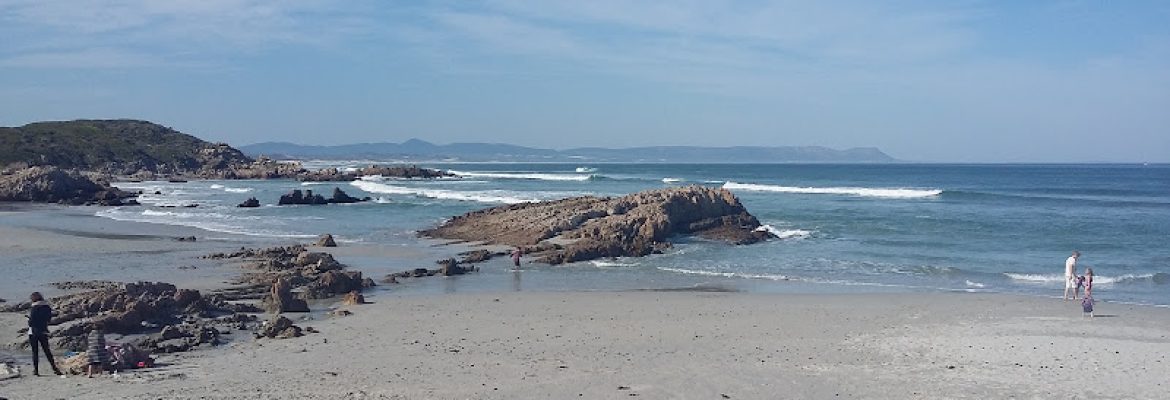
263, 278, 309, 313
315, 234, 337, 247
257, 316, 303, 339
237, 197, 260, 208
277, 189, 328, 205
328, 187, 367, 204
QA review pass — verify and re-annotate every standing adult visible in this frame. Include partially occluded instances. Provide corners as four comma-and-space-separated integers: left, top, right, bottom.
1064, 251, 1080, 301
27, 292, 63, 376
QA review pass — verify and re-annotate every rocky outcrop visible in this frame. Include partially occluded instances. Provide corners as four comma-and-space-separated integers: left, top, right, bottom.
341, 291, 366, 305
315, 234, 337, 247
278, 189, 328, 205
277, 188, 368, 206
204, 244, 372, 311
264, 279, 309, 313
421, 186, 775, 264
0, 281, 255, 354
297, 165, 455, 181
0, 166, 135, 205
328, 187, 369, 203
237, 197, 260, 208
257, 316, 303, 339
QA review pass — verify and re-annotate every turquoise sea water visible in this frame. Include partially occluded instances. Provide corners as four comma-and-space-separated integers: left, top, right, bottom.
90, 163, 1170, 305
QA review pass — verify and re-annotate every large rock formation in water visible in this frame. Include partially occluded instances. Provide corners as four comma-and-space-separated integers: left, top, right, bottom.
0, 166, 134, 205
421, 186, 775, 264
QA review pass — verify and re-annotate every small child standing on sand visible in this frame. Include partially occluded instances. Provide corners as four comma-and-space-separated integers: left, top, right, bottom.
1082, 295, 1095, 318
87, 322, 110, 378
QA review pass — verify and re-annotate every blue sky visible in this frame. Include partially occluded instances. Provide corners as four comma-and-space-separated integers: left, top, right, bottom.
1, 0, 1167, 162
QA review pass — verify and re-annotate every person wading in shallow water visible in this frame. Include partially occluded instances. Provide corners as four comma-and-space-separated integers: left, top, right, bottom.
27, 292, 63, 376
511, 247, 523, 270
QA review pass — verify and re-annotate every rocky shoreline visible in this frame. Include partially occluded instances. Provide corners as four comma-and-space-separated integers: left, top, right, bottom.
421, 186, 775, 264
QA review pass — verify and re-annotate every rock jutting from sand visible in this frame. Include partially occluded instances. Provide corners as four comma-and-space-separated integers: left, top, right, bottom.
0, 281, 261, 354
420, 185, 776, 264
256, 315, 304, 339
0, 166, 137, 206
203, 244, 375, 310
315, 234, 338, 247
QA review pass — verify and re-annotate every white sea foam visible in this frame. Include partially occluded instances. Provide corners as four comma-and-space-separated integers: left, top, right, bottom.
223, 187, 253, 193
965, 280, 986, 288
754, 225, 813, 239
723, 182, 942, 199
662, 177, 683, 183
350, 180, 537, 204
95, 208, 315, 238
1004, 273, 1064, 283
590, 260, 639, 268
575, 167, 598, 173
657, 267, 792, 281
1004, 272, 1157, 285
209, 184, 225, 189
447, 170, 593, 181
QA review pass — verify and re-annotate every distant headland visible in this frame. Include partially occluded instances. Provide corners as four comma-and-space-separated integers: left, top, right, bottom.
241, 140, 897, 163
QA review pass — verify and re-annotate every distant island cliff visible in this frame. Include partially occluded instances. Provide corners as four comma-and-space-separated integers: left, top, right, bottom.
240, 140, 897, 163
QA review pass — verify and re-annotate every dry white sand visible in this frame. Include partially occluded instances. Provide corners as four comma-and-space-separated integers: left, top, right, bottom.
2, 291, 1167, 400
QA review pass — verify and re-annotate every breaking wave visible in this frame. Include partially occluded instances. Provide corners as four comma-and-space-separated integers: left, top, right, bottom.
1005, 272, 1168, 285
723, 182, 942, 199
590, 260, 640, 268
754, 225, 813, 239
657, 267, 792, 281
447, 170, 595, 182
350, 180, 537, 204
94, 208, 315, 238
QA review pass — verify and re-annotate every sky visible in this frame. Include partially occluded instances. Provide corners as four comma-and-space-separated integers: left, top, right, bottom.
1, 0, 1168, 162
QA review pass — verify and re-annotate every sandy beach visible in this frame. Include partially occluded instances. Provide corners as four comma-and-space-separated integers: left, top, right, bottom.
2, 290, 1167, 399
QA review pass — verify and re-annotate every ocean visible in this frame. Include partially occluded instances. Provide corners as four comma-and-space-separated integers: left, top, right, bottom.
89, 163, 1170, 306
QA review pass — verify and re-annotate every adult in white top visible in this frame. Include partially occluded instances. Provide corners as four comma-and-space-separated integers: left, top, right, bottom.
1064, 251, 1080, 300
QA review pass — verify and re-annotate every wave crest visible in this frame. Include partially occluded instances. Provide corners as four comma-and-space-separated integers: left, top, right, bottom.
350, 180, 537, 204
448, 170, 595, 182
754, 225, 813, 239
723, 182, 942, 199
1005, 272, 1167, 285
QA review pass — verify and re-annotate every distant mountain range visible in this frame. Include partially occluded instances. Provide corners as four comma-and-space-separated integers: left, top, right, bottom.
240, 139, 896, 163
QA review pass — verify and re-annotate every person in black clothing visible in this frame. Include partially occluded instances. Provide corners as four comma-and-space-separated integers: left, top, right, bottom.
27, 292, 63, 376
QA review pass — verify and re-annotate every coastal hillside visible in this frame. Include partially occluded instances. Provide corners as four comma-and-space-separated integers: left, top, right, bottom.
241, 139, 897, 163
0, 119, 253, 175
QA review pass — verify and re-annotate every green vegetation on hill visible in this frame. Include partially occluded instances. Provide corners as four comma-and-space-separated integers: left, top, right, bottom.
0, 119, 252, 174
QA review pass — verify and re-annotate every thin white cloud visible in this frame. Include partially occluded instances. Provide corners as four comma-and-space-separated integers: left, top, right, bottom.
0, 0, 374, 68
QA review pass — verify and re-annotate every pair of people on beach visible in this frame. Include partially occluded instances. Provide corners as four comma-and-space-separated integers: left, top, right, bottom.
25, 292, 110, 378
